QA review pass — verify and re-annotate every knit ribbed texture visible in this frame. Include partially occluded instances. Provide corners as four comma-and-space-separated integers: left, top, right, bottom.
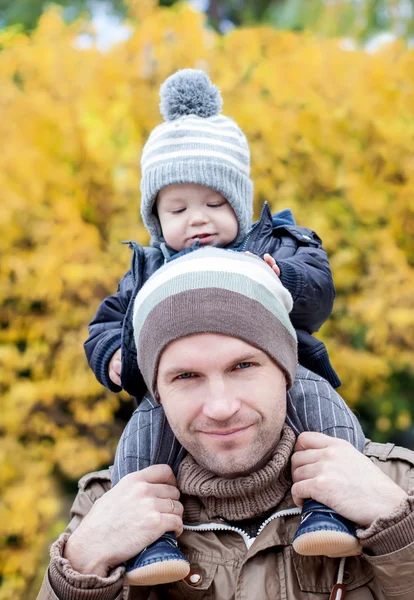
357, 491, 414, 555
47, 533, 124, 600
92, 330, 122, 393
178, 425, 296, 521
140, 69, 253, 245
278, 260, 303, 301
132, 248, 298, 396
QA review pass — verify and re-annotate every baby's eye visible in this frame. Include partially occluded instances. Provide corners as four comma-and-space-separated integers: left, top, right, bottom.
207, 202, 225, 208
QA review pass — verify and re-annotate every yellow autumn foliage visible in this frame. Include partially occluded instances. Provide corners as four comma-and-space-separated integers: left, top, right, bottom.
0, 3, 413, 597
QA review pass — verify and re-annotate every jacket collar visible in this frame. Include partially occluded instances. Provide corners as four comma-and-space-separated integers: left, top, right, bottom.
182, 491, 301, 553
239, 202, 296, 251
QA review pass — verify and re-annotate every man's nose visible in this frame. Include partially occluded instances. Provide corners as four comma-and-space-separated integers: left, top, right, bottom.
202, 378, 241, 421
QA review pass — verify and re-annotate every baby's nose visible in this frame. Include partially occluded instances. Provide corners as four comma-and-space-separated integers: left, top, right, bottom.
189, 211, 209, 225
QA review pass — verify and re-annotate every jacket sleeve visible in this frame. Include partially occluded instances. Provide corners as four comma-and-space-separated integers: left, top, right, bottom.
84, 270, 134, 393
36, 472, 152, 600
274, 227, 336, 333
359, 493, 414, 599
356, 447, 414, 599
37, 533, 125, 600
364, 540, 414, 600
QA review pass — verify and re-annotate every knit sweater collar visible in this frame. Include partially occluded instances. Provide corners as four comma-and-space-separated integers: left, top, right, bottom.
177, 425, 296, 521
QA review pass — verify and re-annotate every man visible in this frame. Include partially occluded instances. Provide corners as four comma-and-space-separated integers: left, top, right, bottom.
38, 248, 414, 600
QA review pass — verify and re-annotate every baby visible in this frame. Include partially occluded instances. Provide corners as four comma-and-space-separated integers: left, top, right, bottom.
84, 70, 364, 586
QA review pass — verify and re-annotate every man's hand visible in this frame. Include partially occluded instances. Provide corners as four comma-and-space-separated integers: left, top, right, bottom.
263, 253, 280, 277
291, 432, 408, 528
109, 348, 122, 386
64, 465, 183, 577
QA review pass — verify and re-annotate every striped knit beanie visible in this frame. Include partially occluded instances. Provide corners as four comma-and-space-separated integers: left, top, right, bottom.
133, 248, 297, 398
140, 69, 253, 245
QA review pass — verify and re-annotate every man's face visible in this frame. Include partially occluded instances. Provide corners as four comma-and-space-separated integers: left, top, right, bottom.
157, 333, 287, 478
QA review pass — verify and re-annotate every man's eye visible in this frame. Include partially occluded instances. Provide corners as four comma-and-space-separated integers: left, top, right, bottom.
235, 362, 253, 370
176, 372, 195, 380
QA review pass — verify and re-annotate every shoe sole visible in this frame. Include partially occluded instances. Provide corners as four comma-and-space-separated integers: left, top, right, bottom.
125, 559, 190, 586
292, 531, 362, 558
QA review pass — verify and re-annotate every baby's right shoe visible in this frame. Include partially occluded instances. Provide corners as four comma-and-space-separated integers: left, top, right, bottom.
292, 499, 362, 558
125, 532, 190, 586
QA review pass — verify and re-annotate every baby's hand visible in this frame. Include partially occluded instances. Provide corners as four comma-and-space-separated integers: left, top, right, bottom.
263, 253, 280, 277
109, 348, 122, 386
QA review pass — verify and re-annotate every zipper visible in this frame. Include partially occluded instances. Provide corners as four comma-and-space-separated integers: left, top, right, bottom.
256, 507, 301, 537
241, 202, 268, 251
184, 522, 255, 549
122, 240, 140, 286
183, 506, 301, 550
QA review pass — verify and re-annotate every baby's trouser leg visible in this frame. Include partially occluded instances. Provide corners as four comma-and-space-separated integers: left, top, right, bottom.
112, 399, 190, 585
287, 371, 364, 557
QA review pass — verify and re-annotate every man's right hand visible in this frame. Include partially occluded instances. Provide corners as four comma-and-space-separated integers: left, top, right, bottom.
64, 465, 183, 578
108, 348, 122, 386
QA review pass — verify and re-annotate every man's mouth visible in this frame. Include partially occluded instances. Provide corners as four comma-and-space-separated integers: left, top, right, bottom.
199, 425, 253, 438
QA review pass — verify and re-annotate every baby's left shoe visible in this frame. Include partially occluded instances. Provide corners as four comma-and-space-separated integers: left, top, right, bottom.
292, 499, 362, 558
125, 532, 190, 586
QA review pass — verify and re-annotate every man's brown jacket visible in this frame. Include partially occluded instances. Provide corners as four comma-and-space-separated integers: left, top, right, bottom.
38, 441, 414, 600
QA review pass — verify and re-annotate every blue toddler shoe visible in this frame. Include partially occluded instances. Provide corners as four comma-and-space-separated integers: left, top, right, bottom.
292, 500, 362, 558
124, 532, 190, 586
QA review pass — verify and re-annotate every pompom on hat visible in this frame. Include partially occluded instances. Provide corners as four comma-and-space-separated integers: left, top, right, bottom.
140, 69, 253, 245
159, 69, 223, 121
133, 247, 298, 398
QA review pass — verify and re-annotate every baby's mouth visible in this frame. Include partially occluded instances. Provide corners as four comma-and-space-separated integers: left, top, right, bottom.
188, 233, 216, 244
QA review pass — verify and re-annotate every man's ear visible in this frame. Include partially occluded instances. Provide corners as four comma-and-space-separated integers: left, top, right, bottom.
154, 388, 161, 403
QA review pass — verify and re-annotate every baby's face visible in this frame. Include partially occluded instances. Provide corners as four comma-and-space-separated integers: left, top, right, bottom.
156, 183, 239, 251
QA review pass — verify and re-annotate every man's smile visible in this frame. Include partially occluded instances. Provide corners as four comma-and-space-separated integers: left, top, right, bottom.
198, 424, 254, 440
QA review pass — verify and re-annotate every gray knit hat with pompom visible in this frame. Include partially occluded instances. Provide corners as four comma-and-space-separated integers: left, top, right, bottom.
140, 69, 253, 245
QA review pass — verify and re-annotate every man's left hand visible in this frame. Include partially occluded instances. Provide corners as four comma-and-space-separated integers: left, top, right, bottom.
291, 432, 408, 528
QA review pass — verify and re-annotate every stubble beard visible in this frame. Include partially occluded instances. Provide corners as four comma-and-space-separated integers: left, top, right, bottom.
178, 425, 278, 478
